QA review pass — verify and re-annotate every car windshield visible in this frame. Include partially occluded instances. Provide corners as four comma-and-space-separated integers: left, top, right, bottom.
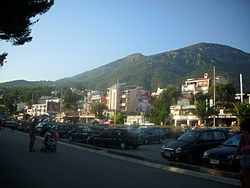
222, 134, 241, 146
177, 130, 200, 141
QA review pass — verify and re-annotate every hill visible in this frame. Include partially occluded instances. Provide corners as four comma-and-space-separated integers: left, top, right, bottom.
1, 43, 250, 91
56, 43, 250, 91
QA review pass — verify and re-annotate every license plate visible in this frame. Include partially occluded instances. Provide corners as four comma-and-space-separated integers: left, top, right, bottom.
164, 151, 172, 157
210, 159, 220, 165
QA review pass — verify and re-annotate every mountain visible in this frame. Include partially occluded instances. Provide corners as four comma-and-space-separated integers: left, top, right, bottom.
0, 80, 54, 87
56, 43, 250, 91
1, 43, 250, 91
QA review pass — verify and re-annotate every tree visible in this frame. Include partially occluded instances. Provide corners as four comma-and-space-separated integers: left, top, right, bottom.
114, 113, 126, 124
0, 0, 54, 65
189, 101, 216, 126
91, 103, 108, 119
147, 85, 181, 125
230, 103, 250, 126
62, 90, 78, 112
208, 82, 236, 104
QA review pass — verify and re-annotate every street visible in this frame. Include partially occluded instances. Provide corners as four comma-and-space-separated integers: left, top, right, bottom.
0, 128, 237, 188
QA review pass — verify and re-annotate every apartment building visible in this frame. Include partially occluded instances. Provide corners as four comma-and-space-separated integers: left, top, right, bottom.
182, 73, 225, 95
107, 83, 151, 115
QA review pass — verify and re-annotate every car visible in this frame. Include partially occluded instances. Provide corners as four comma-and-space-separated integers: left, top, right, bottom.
36, 122, 54, 136
17, 122, 30, 132
68, 125, 106, 143
87, 128, 143, 149
53, 124, 77, 138
136, 127, 164, 144
161, 129, 229, 164
202, 133, 241, 172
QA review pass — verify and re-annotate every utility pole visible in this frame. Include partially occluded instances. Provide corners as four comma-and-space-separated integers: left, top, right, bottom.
240, 73, 243, 103
213, 66, 216, 127
60, 88, 63, 122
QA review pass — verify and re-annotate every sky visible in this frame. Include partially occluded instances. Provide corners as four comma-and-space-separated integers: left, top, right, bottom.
1, 0, 250, 83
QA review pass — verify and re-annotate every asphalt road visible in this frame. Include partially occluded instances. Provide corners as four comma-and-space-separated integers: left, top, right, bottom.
0, 128, 237, 188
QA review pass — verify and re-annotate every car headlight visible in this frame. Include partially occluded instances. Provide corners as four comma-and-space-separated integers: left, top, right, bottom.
203, 151, 209, 157
175, 148, 182, 153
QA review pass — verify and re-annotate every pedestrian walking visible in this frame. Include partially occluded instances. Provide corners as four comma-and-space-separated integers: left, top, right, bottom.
230, 119, 250, 188
29, 117, 38, 152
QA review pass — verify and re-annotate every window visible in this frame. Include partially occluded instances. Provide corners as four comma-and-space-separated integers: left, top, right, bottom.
213, 131, 226, 141
102, 129, 114, 136
199, 131, 213, 141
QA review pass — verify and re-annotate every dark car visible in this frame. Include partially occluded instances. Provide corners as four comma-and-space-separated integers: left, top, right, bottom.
136, 127, 164, 144
53, 124, 77, 138
202, 133, 241, 172
88, 128, 142, 149
17, 122, 30, 132
68, 125, 106, 143
161, 129, 229, 164
36, 122, 54, 136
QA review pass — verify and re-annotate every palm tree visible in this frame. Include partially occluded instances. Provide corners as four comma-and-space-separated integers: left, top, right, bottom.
189, 101, 216, 126
230, 102, 250, 126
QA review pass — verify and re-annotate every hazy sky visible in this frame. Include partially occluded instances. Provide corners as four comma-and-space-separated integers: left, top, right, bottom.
1, 0, 250, 83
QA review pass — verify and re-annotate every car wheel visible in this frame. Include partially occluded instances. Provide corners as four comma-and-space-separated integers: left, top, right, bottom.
92, 139, 96, 146
120, 142, 127, 149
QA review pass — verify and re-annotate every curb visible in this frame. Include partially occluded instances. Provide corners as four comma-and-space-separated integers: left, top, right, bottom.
17, 132, 240, 187
57, 138, 240, 186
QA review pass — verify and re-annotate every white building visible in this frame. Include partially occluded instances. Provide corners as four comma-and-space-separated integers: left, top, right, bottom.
107, 83, 150, 114
28, 98, 60, 117
182, 73, 225, 95
170, 104, 199, 126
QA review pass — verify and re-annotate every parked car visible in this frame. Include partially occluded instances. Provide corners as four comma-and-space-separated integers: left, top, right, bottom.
68, 125, 106, 143
202, 133, 241, 172
36, 122, 54, 136
87, 128, 142, 149
161, 129, 229, 164
17, 122, 30, 132
212, 127, 233, 137
136, 127, 164, 144
53, 124, 77, 138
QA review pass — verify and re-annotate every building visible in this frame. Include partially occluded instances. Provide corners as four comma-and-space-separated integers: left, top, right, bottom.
182, 73, 225, 96
107, 83, 150, 115
170, 73, 226, 126
151, 87, 164, 98
28, 98, 60, 117
170, 104, 199, 126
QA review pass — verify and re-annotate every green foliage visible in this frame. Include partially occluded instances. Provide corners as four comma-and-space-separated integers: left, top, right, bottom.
0, 86, 54, 115
114, 113, 126, 124
62, 89, 78, 112
0, 53, 8, 66
190, 93, 209, 104
208, 82, 236, 104
0, 0, 54, 45
230, 103, 250, 125
90, 103, 108, 119
189, 101, 217, 125
0, 0, 54, 66
147, 85, 181, 125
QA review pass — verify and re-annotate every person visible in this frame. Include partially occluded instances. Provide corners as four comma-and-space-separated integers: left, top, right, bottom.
230, 119, 250, 188
29, 117, 38, 152
41, 127, 57, 152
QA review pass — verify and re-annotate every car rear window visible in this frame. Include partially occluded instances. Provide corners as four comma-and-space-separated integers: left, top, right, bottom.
177, 130, 200, 141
